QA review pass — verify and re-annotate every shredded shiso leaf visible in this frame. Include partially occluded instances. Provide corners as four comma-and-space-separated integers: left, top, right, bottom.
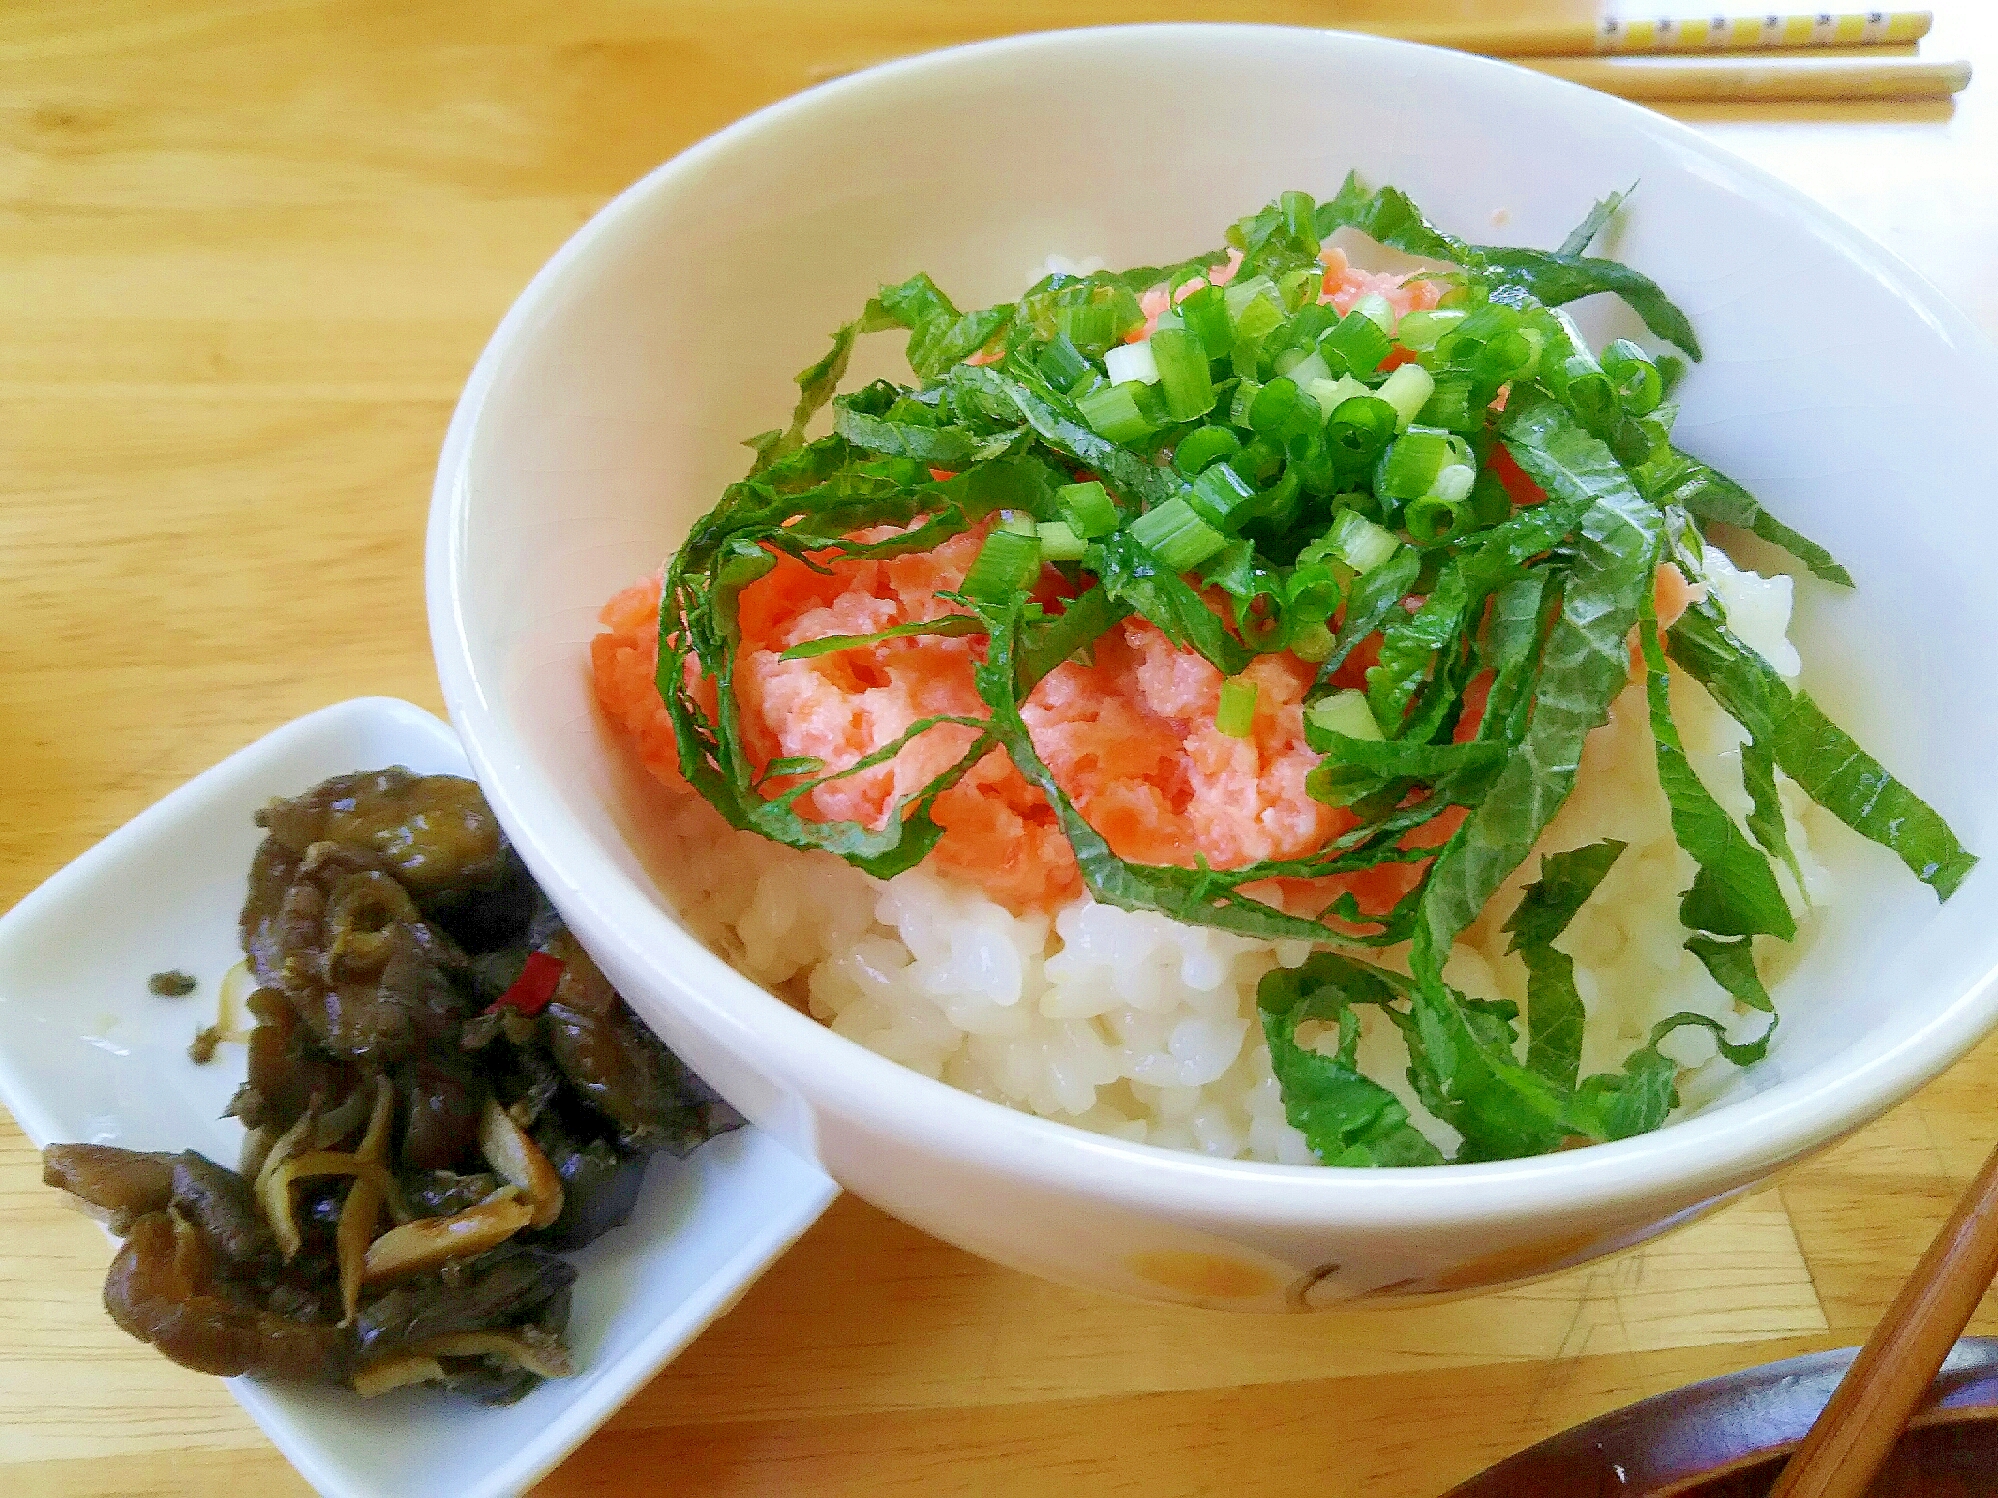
655, 175, 1975, 1165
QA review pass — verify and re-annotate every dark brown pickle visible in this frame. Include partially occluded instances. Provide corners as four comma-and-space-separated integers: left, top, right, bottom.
541, 934, 707, 1146
52, 768, 741, 1404
241, 837, 302, 986
533, 1123, 649, 1252
169, 1154, 272, 1266
43, 1144, 179, 1233
256, 768, 508, 898
546, 995, 721, 1153
403, 1170, 502, 1218
105, 1212, 350, 1382
354, 1245, 577, 1359
228, 986, 362, 1139
396, 1057, 484, 1172
425, 847, 538, 954
269, 843, 471, 1065
437, 1357, 540, 1406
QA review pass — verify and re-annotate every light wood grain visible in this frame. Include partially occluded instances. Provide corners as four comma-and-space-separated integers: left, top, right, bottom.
3, 3, 1997, 1495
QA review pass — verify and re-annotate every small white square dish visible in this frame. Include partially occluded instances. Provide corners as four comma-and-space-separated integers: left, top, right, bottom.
0, 695, 837, 1498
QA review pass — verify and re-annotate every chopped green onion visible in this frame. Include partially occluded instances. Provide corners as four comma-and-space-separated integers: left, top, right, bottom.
1248, 377, 1302, 436
1290, 447, 1341, 498
1375, 363, 1435, 430
1235, 297, 1286, 350
1058, 480, 1119, 538
1067, 370, 1108, 403
1235, 435, 1283, 484
1131, 496, 1229, 570
1324, 508, 1401, 574
1283, 303, 1340, 346
1431, 462, 1475, 504
1037, 333, 1093, 393
1179, 283, 1233, 357
1216, 678, 1259, 738
1150, 328, 1215, 422
998, 509, 1039, 536
1152, 310, 1185, 334
1173, 424, 1243, 476
1323, 394, 1398, 467
1276, 348, 1333, 390
1552, 353, 1619, 435
1279, 189, 1320, 249
1280, 386, 1323, 443
1416, 369, 1481, 432
1349, 293, 1396, 332
1198, 537, 1256, 593
1254, 466, 1304, 529
1105, 340, 1160, 387
1036, 519, 1088, 561
1474, 327, 1539, 386
1395, 308, 1468, 352
1278, 267, 1319, 312
1308, 689, 1385, 743
1320, 310, 1392, 376
1224, 275, 1281, 319
1285, 562, 1343, 624
1288, 620, 1335, 662
1376, 428, 1456, 501
1077, 382, 1156, 444
1228, 377, 1263, 428
1185, 462, 1258, 533
1307, 374, 1372, 422
1601, 338, 1663, 415
961, 528, 1042, 603
1405, 493, 1468, 544
1056, 290, 1141, 354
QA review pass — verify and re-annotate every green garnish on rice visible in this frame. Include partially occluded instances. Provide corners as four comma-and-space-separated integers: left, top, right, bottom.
651, 175, 1974, 1165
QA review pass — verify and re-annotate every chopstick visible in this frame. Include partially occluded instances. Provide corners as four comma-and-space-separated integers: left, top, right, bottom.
1767, 1136, 1998, 1498
1523, 56, 1970, 103
1357, 11, 1933, 58
802, 9, 1971, 104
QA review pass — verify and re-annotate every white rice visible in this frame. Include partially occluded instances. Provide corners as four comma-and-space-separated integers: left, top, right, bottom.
652, 567, 1838, 1163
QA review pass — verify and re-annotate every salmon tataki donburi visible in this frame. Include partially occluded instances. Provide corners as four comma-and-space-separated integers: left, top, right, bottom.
593, 178, 1974, 1167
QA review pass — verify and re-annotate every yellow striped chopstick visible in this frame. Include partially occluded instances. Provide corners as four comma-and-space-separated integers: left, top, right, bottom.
1359, 11, 1933, 58
1523, 54, 1970, 102
802, 12, 1969, 104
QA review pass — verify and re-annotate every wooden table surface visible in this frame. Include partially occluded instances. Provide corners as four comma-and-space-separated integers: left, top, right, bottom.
5, 2, 1997, 1493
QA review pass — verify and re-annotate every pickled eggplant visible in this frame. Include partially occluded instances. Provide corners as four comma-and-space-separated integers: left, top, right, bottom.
45, 768, 739, 1403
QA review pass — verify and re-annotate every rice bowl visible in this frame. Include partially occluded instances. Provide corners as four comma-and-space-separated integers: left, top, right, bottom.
430, 24, 1998, 1306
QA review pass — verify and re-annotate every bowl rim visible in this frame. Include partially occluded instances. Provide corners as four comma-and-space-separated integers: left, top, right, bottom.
429, 21, 1998, 1229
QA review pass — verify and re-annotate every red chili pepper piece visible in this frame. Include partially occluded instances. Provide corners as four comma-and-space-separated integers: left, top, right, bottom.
487, 950, 564, 1017
1487, 443, 1547, 508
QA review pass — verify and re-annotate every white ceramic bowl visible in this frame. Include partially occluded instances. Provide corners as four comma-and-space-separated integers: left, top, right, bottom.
429, 24, 1998, 1309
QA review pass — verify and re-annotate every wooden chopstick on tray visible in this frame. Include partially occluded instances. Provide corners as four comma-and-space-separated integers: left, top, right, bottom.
1766, 1137, 1998, 1497
804, 11, 1971, 103
1362, 11, 1934, 58
1525, 55, 1970, 102
1353, 9, 1964, 102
